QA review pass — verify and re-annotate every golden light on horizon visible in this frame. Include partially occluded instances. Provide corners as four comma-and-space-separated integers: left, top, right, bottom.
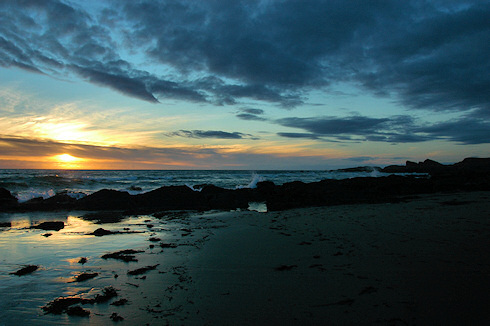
51, 153, 86, 169
56, 154, 80, 162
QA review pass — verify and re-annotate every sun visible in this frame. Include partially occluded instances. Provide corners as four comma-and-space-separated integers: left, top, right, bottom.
56, 154, 80, 162
51, 153, 87, 169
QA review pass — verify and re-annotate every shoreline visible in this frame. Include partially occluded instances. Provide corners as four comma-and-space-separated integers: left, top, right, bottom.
0, 191, 489, 324
1, 157, 488, 213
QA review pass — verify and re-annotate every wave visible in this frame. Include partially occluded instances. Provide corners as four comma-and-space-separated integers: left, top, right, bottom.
1, 169, 427, 202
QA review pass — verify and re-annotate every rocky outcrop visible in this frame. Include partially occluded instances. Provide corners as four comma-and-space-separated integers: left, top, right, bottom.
0, 187, 17, 209
0, 158, 488, 213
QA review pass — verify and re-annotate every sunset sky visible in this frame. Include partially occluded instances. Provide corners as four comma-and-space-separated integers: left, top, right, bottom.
0, 0, 488, 169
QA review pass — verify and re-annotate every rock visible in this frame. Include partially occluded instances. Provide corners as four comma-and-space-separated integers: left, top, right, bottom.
88, 228, 143, 236
101, 249, 143, 262
66, 306, 90, 317
274, 264, 298, 271
0, 188, 17, 208
73, 272, 98, 282
127, 264, 159, 276
42, 286, 118, 315
10, 265, 39, 276
77, 189, 132, 210
93, 286, 118, 303
90, 228, 115, 236
110, 312, 124, 321
78, 257, 87, 264
81, 211, 127, 224
110, 298, 128, 306
31, 221, 64, 231
0, 222, 11, 228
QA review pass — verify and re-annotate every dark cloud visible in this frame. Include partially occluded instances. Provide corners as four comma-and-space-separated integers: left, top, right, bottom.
276, 132, 322, 140
241, 108, 264, 115
416, 119, 490, 144
274, 114, 490, 144
236, 114, 267, 121
168, 130, 256, 140
73, 65, 159, 103
0, 0, 489, 133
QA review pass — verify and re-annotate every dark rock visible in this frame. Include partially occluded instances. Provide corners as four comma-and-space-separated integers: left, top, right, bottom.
42, 233, 52, 237
110, 298, 128, 306
77, 189, 132, 210
43, 297, 84, 314
81, 211, 127, 224
78, 257, 87, 264
88, 228, 143, 236
0, 222, 11, 227
160, 243, 177, 248
32, 221, 64, 231
0, 187, 18, 208
2, 157, 489, 213
42, 286, 118, 315
90, 228, 115, 236
336, 166, 379, 173
10, 265, 39, 276
127, 264, 159, 276
93, 286, 118, 303
66, 306, 90, 317
44, 193, 77, 206
110, 312, 124, 321
73, 272, 98, 282
101, 249, 143, 262
274, 264, 298, 271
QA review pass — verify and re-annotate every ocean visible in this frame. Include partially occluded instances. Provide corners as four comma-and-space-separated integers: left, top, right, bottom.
0, 168, 401, 203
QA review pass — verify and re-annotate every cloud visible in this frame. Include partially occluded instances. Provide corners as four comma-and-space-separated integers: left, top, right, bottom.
73, 66, 159, 103
416, 118, 490, 144
168, 130, 256, 140
241, 108, 264, 115
0, 135, 341, 169
0, 0, 488, 117
236, 114, 267, 121
275, 114, 490, 144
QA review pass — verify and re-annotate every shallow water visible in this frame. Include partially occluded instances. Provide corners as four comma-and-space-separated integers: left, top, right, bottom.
0, 210, 212, 325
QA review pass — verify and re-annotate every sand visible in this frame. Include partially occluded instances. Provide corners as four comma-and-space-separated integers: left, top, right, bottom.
0, 191, 489, 325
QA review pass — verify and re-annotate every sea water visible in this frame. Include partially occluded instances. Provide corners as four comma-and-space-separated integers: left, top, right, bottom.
0, 169, 417, 202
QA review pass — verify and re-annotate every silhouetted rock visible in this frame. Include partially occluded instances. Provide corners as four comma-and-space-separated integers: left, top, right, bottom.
32, 221, 65, 231
66, 306, 90, 317
101, 249, 143, 262
127, 264, 159, 276
73, 272, 98, 282
0, 187, 17, 208
10, 265, 39, 276
1, 157, 488, 213
77, 189, 132, 210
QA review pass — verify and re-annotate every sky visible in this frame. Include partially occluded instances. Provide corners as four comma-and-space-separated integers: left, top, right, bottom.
0, 0, 489, 170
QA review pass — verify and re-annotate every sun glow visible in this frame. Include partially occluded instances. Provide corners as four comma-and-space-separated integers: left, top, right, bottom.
56, 154, 80, 162
50, 153, 86, 169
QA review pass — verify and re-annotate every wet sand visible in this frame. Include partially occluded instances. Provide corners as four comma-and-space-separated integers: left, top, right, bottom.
1, 191, 489, 325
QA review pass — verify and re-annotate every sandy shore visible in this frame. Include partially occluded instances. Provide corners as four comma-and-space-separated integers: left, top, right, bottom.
1, 191, 489, 325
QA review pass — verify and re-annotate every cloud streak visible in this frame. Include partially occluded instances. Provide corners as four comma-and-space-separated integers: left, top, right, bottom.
168, 130, 257, 140
275, 114, 490, 144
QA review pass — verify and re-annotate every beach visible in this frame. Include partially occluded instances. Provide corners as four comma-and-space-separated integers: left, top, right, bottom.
1, 190, 489, 325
